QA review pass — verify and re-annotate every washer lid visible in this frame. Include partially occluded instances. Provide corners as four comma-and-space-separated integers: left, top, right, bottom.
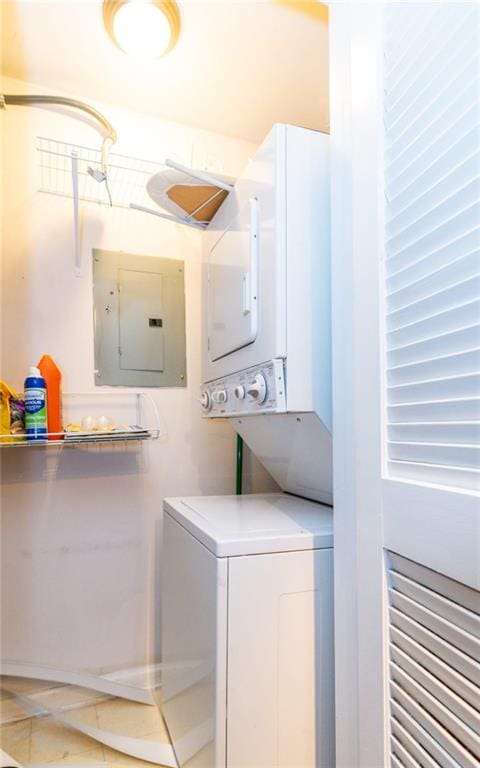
163, 493, 333, 557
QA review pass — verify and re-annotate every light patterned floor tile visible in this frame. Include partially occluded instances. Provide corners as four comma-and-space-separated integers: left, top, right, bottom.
135, 730, 170, 745
0, 698, 173, 768
95, 701, 166, 740
61, 705, 99, 729
45, 746, 106, 764
103, 745, 171, 768
1, 677, 56, 697
0, 696, 30, 725
29, 716, 101, 763
0, 718, 32, 761
34, 687, 109, 713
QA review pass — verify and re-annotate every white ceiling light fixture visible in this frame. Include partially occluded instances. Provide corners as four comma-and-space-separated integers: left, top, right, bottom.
103, 0, 181, 59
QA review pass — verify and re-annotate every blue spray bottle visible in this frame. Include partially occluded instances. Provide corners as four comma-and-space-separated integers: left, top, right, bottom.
24, 366, 48, 441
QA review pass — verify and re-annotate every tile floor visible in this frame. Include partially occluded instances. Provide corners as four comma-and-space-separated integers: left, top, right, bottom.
0, 677, 171, 768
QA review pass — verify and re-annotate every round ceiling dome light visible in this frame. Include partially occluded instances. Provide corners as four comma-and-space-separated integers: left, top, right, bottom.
103, 0, 181, 59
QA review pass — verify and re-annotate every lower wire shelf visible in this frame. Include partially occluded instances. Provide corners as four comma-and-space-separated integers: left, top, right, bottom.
1, 431, 156, 448
0, 391, 162, 448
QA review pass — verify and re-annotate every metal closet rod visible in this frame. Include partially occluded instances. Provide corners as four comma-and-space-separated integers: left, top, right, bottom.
1, 94, 118, 271
1, 94, 117, 145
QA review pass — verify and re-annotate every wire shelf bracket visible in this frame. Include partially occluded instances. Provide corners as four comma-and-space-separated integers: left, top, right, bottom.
70, 149, 82, 277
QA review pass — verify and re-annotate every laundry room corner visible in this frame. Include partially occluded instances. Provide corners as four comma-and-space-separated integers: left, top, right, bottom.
0, 71, 278, 704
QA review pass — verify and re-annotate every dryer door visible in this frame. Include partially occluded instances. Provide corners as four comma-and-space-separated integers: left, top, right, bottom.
207, 197, 259, 361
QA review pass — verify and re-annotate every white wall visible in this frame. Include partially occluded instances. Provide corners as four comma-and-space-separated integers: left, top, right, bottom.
0, 76, 277, 676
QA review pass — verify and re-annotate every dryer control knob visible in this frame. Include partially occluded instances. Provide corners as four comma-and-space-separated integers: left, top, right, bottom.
234, 385, 246, 400
247, 374, 267, 404
212, 389, 228, 404
200, 391, 211, 410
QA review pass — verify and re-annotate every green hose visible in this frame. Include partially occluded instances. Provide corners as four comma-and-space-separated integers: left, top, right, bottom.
236, 434, 244, 495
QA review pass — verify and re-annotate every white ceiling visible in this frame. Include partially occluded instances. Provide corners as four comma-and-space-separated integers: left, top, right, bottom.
1, 0, 329, 143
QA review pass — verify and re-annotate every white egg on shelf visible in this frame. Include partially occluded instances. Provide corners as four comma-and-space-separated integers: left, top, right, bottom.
97, 415, 114, 431
81, 415, 98, 431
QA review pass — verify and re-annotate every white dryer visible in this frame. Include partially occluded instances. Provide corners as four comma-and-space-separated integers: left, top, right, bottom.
161, 493, 334, 768
201, 124, 332, 504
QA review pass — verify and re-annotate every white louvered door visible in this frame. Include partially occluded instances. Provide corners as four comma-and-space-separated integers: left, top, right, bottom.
330, 3, 480, 767
384, 0, 480, 493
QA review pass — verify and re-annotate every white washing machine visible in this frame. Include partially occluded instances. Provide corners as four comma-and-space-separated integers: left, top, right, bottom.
161, 493, 334, 768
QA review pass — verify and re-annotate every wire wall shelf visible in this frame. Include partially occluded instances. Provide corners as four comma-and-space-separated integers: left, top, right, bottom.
37, 136, 162, 210
0, 391, 163, 449
37, 135, 234, 274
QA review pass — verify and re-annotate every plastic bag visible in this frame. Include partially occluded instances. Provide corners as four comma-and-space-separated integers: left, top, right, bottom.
0, 381, 25, 443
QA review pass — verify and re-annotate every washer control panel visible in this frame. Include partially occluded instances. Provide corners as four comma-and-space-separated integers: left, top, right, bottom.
200, 359, 286, 417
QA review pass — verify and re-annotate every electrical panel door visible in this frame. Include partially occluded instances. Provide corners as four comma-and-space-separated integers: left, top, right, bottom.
118, 269, 165, 373
93, 249, 186, 387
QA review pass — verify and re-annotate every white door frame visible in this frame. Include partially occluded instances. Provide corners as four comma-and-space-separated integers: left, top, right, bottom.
330, 4, 389, 766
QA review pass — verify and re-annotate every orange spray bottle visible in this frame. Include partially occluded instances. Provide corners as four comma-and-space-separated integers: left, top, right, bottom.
37, 355, 63, 440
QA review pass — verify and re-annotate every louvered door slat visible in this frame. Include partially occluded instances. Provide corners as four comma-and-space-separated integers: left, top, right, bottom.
384, 6, 440, 94
387, 460, 478, 490
385, 13, 475, 132
391, 735, 427, 768
391, 698, 467, 768
387, 423, 480, 446
387, 82, 478, 188
391, 683, 477, 768
390, 608, 479, 689
387, 277, 480, 332
388, 350, 480, 388
390, 626, 478, 711
387, 325, 480, 368
386, 180, 480, 260
387, 248, 480, 308
390, 572, 480, 637
390, 753, 404, 768
392, 721, 445, 768
388, 372, 480, 404
387, 303, 480, 350
388, 442, 479, 469
387, 142, 479, 236
388, 553, 480, 611
384, 6, 472, 109
386, 67, 479, 168
391, 646, 480, 734
391, 665, 479, 759
390, 590, 479, 658
386, 203, 480, 271
387, 118, 480, 212
387, 397, 480, 423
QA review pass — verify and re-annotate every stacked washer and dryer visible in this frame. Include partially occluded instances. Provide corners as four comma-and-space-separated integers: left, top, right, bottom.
161, 125, 334, 767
